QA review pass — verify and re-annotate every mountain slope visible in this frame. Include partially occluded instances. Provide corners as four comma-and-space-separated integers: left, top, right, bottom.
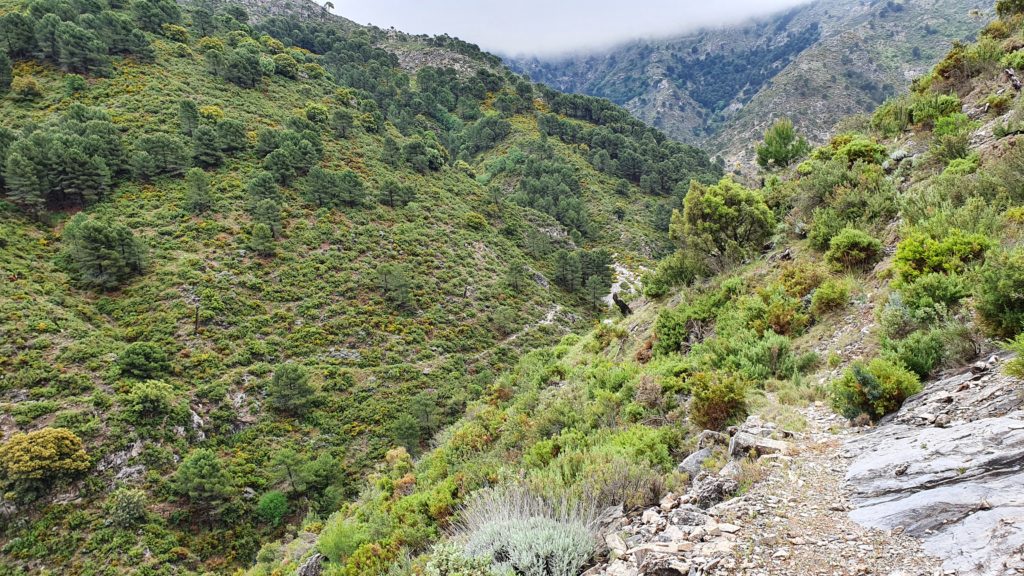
510, 0, 989, 167
251, 2, 1024, 574
0, 1, 719, 573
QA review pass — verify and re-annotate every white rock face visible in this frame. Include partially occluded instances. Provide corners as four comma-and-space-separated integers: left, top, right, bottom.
845, 358, 1024, 576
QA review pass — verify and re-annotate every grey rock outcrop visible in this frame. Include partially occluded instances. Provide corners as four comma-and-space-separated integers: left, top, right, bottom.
296, 553, 324, 576
688, 472, 739, 510
676, 447, 711, 477
844, 358, 1024, 575
728, 431, 791, 458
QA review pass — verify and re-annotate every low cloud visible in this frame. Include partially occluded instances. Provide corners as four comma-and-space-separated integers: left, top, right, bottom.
332, 0, 814, 56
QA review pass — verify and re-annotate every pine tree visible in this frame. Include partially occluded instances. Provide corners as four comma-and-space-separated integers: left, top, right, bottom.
330, 108, 355, 138
134, 134, 190, 179
169, 449, 233, 522
191, 7, 214, 37
553, 250, 582, 292
585, 275, 607, 311
192, 125, 223, 168
250, 223, 274, 256
61, 213, 146, 290
303, 166, 338, 208
130, 151, 156, 181
251, 199, 281, 237
131, 0, 181, 33
60, 147, 110, 205
0, 12, 36, 58
377, 263, 412, 308
223, 48, 261, 88
756, 118, 810, 170
506, 262, 528, 293
179, 99, 199, 136
267, 364, 315, 415
83, 119, 126, 175
4, 152, 45, 216
382, 136, 401, 167
56, 22, 110, 75
34, 14, 60, 62
338, 169, 364, 207
378, 178, 415, 209
269, 448, 312, 495
216, 119, 246, 153
0, 52, 11, 95
185, 168, 212, 214
246, 171, 280, 204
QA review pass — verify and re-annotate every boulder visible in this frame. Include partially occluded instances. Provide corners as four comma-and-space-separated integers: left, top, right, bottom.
677, 447, 712, 477
689, 472, 738, 509
728, 431, 791, 458
697, 430, 729, 449
665, 504, 710, 528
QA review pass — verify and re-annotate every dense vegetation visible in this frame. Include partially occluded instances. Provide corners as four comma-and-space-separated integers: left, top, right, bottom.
0, 0, 723, 573
245, 2, 1024, 574
4, 0, 1023, 575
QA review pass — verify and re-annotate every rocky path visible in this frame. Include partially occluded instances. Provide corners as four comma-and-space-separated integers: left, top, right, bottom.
593, 405, 948, 576
714, 405, 944, 576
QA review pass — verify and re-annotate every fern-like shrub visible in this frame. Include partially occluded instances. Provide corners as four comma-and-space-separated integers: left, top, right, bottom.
453, 486, 596, 576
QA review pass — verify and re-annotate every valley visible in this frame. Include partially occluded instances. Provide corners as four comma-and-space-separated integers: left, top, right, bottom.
1, 0, 1023, 575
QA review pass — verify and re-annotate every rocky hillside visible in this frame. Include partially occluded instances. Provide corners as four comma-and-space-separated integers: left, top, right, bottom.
0, 0, 719, 573
510, 0, 989, 169
252, 2, 1024, 574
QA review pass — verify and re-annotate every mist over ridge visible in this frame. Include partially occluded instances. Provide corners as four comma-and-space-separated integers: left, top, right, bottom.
331, 0, 814, 56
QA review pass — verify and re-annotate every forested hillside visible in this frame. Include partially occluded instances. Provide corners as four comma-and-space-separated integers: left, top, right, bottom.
0, 0, 720, 573
249, 0, 1024, 574
510, 0, 989, 168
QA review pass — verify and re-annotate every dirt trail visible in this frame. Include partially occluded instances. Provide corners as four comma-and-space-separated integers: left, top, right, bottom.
714, 404, 946, 576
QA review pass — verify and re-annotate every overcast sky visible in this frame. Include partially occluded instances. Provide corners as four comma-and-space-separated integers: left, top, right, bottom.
331, 0, 814, 56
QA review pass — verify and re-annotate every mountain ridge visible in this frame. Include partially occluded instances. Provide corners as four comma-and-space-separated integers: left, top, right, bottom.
509, 0, 990, 168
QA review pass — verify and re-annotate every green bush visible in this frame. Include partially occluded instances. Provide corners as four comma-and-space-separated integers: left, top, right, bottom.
0, 428, 91, 483
318, 518, 370, 563
975, 248, 1024, 337
944, 154, 980, 175
894, 229, 992, 283
872, 97, 912, 136
117, 342, 171, 380
1002, 334, 1024, 378
884, 330, 946, 379
733, 331, 797, 381
835, 138, 887, 166
256, 491, 288, 526
455, 486, 595, 576
674, 177, 775, 266
108, 488, 148, 528
807, 207, 846, 251
756, 118, 810, 170
825, 228, 883, 269
910, 93, 961, 127
780, 262, 828, 298
830, 358, 921, 421
900, 272, 969, 313
122, 380, 176, 419
425, 543, 495, 576
997, 0, 1024, 18
811, 278, 851, 316
688, 372, 749, 431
